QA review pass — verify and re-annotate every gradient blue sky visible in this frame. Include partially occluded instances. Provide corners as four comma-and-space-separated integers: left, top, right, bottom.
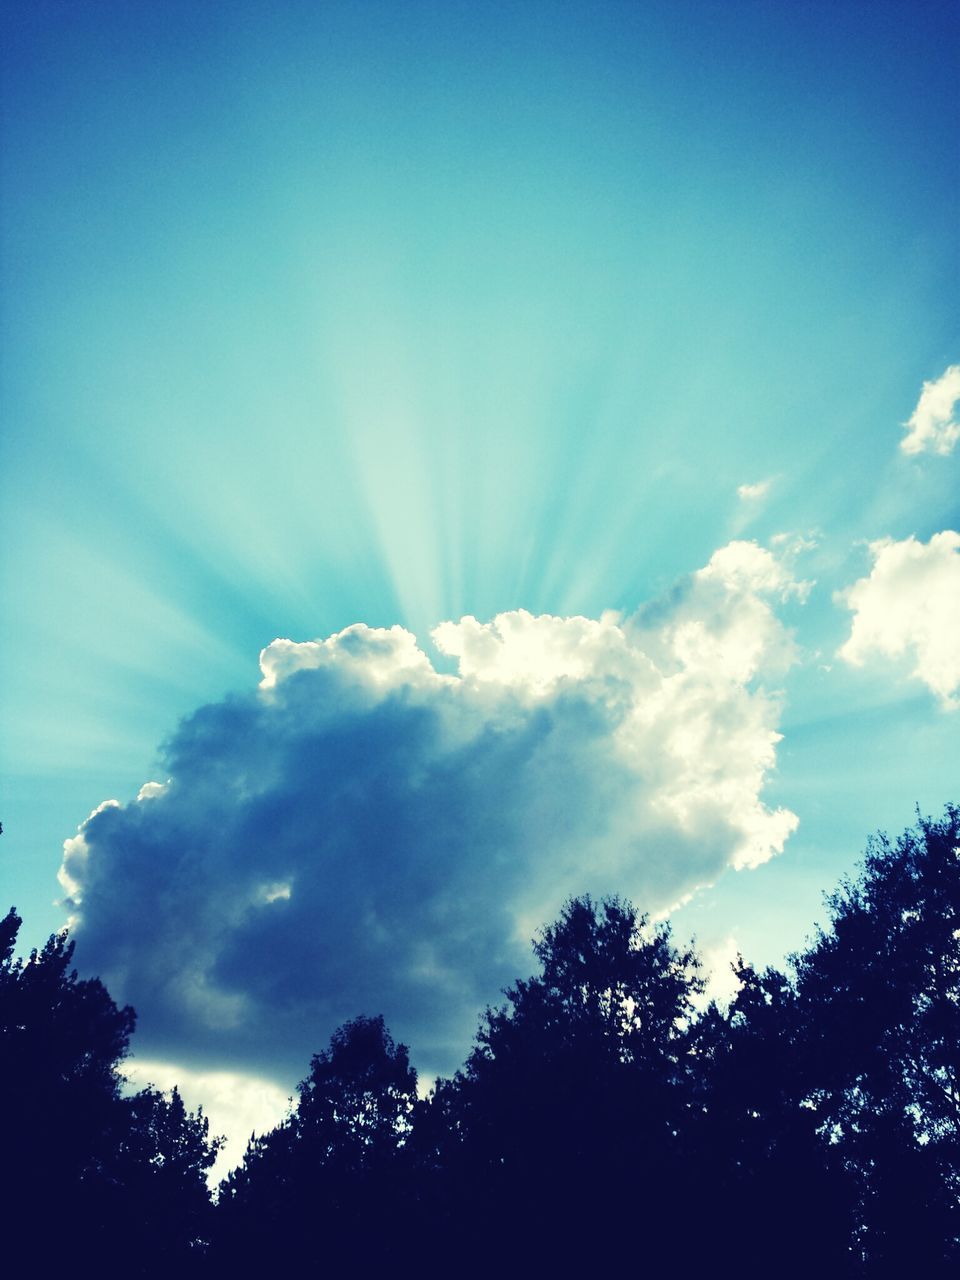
2, 0, 958, 1112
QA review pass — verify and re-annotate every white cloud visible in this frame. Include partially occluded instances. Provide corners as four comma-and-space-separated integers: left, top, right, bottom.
737, 479, 771, 502
259, 623, 436, 692
60, 540, 805, 1084
837, 530, 960, 709
124, 1059, 290, 1186
136, 781, 168, 801
900, 364, 960, 456
693, 934, 743, 1011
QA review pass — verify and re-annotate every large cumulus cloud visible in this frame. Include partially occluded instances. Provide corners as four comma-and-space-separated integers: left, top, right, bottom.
61, 541, 803, 1082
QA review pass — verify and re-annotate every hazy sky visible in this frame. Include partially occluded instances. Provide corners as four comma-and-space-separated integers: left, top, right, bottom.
2, 0, 957, 1171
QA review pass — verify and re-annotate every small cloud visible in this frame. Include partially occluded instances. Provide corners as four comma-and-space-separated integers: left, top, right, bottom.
737, 479, 772, 502
136, 781, 168, 802
900, 364, 960, 456
770, 531, 818, 556
260, 882, 292, 903
836, 530, 960, 708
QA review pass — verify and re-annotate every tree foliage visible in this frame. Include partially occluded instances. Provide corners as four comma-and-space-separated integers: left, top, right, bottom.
406, 896, 705, 1272
0, 910, 219, 1273
3, 805, 958, 1276
791, 804, 960, 1274
404, 816, 958, 1277
216, 1014, 417, 1269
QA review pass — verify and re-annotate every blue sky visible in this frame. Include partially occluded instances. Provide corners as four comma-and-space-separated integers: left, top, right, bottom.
2, 0, 958, 1163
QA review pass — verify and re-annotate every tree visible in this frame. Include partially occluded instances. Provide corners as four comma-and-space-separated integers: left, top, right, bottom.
411, 896, 705, 1272
791, 806, 960, 1275
106, 1085, 222, 1269
215, 1014, 417, 1269
1, 909, 136, 1267
682, 808, 960, 1277
295, 1013, 418, 1164
0, 909, 218, 1273
687, 959, 855, 1278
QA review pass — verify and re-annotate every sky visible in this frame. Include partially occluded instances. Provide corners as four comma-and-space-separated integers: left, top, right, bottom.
2, 0, 958, 1176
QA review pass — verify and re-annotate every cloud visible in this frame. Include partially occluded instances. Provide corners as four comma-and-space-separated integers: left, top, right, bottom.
60, 541, 804, 1084
737, 479, 772, 502
837, 531, 960, 709
693, 934, 743, 1011
124, 1059, 290, 1187
900, 364, 960, 456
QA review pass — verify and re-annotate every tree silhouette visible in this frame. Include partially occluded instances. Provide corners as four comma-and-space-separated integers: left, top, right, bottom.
216, 1014, 417, 1269
688, 806, 960, 1277
410, 896, 704, 1272
1, 909, 135, 1266
0, 910, 218, 1273
688, 958, 855, 1277
6, 803, 953, 1275
791, 805, 960, 1275
106, 1085, 222, 1269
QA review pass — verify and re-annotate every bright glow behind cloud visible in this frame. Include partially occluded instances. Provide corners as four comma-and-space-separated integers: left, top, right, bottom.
837, 531, 960, 709
900, 364, 960, 456
124, 1059, 290, 1187
60, 541, 803, 1083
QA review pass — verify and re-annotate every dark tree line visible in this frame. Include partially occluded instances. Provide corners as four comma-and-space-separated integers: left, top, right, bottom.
0, 911, 220, 1272
3, 807, 958, 1275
